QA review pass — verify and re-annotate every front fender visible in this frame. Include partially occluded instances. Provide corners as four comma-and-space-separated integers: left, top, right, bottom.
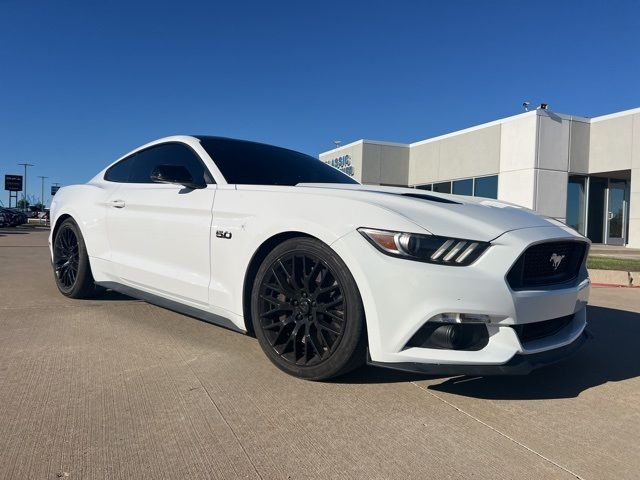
208, 187, 427, 319
49, 184, 110, 260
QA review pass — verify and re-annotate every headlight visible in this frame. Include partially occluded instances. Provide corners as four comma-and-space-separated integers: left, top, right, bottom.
358, 228, 489, 266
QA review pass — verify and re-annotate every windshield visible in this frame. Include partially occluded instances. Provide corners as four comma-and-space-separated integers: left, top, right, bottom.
196, 136, 358, 186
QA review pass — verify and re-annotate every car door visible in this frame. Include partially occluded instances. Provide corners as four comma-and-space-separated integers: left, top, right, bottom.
105, 142, 216, 306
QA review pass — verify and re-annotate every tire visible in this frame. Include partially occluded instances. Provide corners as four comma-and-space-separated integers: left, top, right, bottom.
52, 217, 98, 299
251, 237, 367, 380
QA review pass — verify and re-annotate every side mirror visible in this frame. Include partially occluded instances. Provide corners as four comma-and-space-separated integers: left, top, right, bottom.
150, 164, 206, 189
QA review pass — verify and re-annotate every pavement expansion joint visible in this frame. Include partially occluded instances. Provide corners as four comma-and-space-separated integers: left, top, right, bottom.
411, 382, 585, 480
174, 343, 265, 480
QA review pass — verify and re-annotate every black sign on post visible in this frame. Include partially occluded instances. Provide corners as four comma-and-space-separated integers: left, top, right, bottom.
51, 186, 60, 196
4, 175, 23, 192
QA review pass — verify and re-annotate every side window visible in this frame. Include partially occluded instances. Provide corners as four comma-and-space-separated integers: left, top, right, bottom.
104, 157, 135, 182
128, 143, 213, 184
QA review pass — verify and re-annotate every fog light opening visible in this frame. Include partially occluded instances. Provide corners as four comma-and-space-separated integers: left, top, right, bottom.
405, 321, 490, 351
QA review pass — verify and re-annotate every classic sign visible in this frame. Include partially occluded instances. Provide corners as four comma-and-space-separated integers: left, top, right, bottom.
324, 154, 354, 177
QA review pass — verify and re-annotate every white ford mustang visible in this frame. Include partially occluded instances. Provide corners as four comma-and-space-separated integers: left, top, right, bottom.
49, 135, 591, 380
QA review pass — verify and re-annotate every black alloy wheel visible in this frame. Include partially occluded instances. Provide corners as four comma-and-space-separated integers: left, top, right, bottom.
52, 218, 98, 299
54, 225, 80, 290
257, 252, 346, 366
252, 237, 366, 380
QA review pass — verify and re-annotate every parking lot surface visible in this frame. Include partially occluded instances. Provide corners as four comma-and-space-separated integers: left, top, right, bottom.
1, 227, 639, 480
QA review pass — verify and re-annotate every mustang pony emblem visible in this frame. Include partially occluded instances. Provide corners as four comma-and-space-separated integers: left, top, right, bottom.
549, 253, 565, 270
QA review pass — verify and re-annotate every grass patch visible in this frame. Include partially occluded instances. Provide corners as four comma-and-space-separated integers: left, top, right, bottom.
587, 256, 640, 272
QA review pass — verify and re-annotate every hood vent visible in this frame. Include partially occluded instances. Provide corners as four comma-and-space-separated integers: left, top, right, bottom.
400, 193, 461, 205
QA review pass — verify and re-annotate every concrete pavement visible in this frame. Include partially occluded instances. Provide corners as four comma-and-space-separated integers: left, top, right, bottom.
1, 227, 639, 479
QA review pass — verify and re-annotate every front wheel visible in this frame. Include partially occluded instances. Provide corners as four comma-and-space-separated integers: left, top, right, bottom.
52, 218, 98, 298
251, 237, 366, 380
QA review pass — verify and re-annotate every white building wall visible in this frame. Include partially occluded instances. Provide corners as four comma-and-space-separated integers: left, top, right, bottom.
534, 114, 573, 222
407, 140, 439, 184
535, 169, 568, 220
408, 123, 501, 185
362, 143, 410, 185
589, 114, 634, 174
498, 113, 538, 209
569, 120, 590, 174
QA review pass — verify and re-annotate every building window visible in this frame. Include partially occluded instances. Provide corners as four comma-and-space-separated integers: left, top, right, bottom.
433, 182, 451, 194
587, 177, 607, 243
473, 175, 498, 199
566, 175, 587, 235
453, 179, 473, 196
413, 175, 498, 198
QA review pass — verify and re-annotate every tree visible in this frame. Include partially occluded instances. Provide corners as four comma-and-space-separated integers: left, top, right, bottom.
17, 199, 30, 209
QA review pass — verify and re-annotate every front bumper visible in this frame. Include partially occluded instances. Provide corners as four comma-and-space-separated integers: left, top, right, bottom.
331, 225, 590, 372
367, 329, 591, 376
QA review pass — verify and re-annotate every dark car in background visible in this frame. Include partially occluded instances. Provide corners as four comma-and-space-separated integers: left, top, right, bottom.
0, 208, 28, 227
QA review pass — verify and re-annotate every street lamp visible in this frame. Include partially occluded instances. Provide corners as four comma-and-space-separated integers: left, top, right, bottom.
18, 163, 34, 212
38, 176, 48, 209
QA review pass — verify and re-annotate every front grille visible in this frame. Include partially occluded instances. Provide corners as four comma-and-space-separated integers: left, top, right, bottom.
512, 315, 574, 345
507, 241, 587, 290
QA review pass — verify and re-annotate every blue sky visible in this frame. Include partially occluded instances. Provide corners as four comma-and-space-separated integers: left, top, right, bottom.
1, 0, 639, 204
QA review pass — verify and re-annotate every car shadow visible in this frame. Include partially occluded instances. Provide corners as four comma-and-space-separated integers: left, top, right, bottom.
336, 305, 640, 399
336, 365, 441, 384
93, 289, 135, 302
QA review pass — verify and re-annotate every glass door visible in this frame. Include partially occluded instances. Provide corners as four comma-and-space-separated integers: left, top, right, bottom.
606, 180, 627, 245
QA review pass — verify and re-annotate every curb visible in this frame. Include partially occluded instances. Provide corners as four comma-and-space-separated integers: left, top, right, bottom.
588, 269, 640, 288
591, 282, 640, 289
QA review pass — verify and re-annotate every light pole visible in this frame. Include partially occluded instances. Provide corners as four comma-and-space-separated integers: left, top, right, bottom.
37, 176, 49, 224
18, 163, 34, 212
38, 176, 48, 209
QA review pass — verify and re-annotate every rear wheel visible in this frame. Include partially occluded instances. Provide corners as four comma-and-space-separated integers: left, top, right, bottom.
251, 237, 366, 380
52, 218, 98, 298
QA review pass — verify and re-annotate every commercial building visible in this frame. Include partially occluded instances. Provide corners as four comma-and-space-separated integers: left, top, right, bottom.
320, 107, 640, 248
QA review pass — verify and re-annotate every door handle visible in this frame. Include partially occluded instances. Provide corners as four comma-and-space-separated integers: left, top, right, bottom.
608, 212, 614, 220
110, 200, 126, 209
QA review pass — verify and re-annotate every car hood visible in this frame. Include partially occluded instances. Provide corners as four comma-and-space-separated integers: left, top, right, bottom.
290, 183, 571, 241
